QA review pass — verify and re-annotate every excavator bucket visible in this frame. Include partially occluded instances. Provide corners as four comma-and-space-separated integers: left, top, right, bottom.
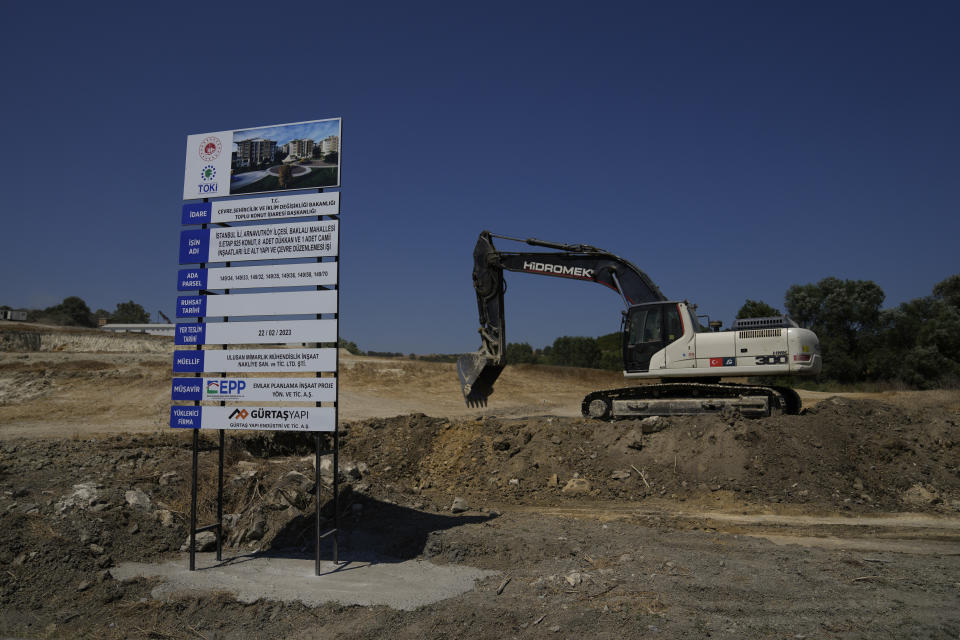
459, 232, 507, 406
457, 352, 504, 407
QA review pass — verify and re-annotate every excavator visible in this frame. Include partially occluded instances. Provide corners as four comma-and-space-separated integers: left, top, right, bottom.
457, 232, 822, 419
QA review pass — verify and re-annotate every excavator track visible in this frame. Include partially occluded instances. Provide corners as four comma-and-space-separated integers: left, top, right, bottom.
581, 383, 802, 420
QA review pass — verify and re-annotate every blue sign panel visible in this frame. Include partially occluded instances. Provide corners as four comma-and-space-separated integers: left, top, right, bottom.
171, 378, 204, 401
176, 296, 207, 318
175, 323, 206, 345
182, 202, 212, 225
173, 351, 205, 373
179, 229, 211, 264
170, 406, 202, 428
178, 268, 208, 290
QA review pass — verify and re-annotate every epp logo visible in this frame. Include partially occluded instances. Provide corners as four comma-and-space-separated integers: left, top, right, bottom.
209, 379, 246, 396
228, 409, 249, 420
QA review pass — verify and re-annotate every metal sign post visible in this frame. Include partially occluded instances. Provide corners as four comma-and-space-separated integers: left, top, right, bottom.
313, 187, 340, 575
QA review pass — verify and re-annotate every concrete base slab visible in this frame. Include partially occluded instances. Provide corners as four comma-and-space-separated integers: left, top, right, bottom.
111, 552, 497, 611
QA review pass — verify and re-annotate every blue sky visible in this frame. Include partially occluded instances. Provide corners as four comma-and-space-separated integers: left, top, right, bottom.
1, 2, 958, 353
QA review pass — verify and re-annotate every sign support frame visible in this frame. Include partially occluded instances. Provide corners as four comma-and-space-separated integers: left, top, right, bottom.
188, 220, 230, 571
314, 187, 341, 575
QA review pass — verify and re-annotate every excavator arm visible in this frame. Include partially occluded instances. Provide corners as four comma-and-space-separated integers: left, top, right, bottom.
457, 231, 666, 405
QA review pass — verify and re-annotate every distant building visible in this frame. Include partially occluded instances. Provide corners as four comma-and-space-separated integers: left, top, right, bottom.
100, 323, 175, 337
320, 135, 339, 155
0, 309, 28, 321
286, 138, 314, 159
234, 138, 277, 167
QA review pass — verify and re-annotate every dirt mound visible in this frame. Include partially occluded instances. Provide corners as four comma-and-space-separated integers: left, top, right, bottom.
331, 397, 960, 515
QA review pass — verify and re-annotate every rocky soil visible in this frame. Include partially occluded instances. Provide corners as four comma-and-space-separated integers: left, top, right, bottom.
0, 394, 958, 638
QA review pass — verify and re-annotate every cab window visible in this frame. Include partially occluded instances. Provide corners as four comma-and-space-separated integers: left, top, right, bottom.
629, 308, 662, 344
665, 304, 683, 342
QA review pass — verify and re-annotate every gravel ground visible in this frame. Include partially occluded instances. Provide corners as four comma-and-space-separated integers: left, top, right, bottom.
0, 393, 958, 639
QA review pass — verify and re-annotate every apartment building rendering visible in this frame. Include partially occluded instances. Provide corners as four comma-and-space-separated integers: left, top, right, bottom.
234, 138, 278, 168
320, 135, 339, 155
285, 138, 314, 160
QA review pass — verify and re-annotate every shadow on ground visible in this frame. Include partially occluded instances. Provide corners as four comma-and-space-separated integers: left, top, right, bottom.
265, 495, 496, 564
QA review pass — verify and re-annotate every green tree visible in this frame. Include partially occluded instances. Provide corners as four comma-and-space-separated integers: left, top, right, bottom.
338, 338, 362, 355
41, 296, 95, 327
546, 336, 601, 368
505, 342, 537, 364
596, 331, 622, 370
933, 274, 960, 308
785, 277, 885, 382
736, 299, 780, 319
112, 300, 150, 324
871, 274, 960, 387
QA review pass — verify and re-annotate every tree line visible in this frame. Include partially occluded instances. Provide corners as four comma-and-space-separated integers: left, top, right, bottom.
5, 297, 153, 327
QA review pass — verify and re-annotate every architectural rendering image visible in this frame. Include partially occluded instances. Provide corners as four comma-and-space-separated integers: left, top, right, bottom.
230, 119, 340, 194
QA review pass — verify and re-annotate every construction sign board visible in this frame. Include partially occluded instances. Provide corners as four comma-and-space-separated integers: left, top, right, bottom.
177, 115, 343, 574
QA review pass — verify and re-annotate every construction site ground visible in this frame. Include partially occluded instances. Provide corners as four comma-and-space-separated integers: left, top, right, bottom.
0, 322, 958, 639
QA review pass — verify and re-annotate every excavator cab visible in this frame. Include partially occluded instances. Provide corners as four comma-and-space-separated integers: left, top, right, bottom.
622, 302, 684, 373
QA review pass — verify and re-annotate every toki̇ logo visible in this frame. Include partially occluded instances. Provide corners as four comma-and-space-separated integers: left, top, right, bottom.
199, 136, 222, 161
228, 409, 249, 420
198, 165, 219, 193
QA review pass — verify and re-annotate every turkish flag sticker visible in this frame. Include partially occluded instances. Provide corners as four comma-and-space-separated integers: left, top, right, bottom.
709, 358, 723, 367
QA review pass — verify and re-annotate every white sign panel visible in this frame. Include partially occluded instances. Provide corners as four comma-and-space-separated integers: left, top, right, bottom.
175, 319, 337, 345
182, 192, 340, 225
173, 348, 337, 373
179, 220, 338, 264
177, 263, 337, 291
177, 290, 336, 318
183, 130, 234, 199
171, 405, 335, 431
172, 377, 336, 402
